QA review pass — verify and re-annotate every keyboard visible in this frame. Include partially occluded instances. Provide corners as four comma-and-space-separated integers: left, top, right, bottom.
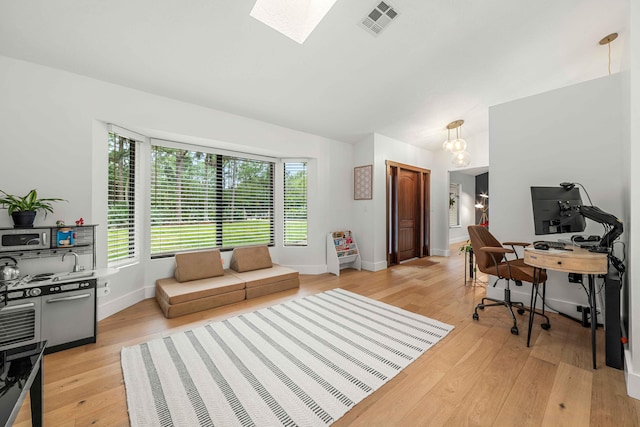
533, 241, 566, 250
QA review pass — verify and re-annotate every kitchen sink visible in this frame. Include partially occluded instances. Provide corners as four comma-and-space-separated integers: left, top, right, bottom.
52, 271, 95, 282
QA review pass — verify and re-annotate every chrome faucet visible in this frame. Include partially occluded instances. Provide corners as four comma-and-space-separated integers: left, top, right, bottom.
62, 251, 83, 272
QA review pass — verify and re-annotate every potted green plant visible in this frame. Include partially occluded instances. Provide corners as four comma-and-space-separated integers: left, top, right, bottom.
458, 240, 472, 254
459, 240, 476, 280
0, 189, 66, 228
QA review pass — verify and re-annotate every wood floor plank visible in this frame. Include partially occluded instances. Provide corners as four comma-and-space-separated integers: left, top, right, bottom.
395, 337, 507, 425
443, 341, 529, 426
591, 365, 640, 426
528, 313, 569, 365
12, 243, 639, 426
491, 350, 557, 426
541, 362, 592, 426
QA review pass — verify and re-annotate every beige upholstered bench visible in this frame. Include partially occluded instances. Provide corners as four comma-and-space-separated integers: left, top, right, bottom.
228, 245, 299, 299
155, 246, 300, 318
155, 250, 245, 318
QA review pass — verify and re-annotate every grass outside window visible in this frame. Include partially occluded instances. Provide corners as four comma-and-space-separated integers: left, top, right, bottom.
108, 219, 308, 260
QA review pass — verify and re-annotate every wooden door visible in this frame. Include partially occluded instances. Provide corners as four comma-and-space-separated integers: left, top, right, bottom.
386, 161, 430, 266
398, 169, 419, 261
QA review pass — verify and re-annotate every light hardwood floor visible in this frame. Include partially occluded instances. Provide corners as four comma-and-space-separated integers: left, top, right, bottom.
15, 245, 640, 426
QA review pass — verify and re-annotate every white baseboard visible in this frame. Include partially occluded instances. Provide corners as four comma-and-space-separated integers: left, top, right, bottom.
361, 260, 388, 272
97, 286, 154, 321
625, 349, 640, 400
431, 248, 450, 257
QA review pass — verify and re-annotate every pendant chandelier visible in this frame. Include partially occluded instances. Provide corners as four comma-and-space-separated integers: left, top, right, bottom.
442, 127, 453, 151
452, 150, 471, 167
442, 119, 470, 167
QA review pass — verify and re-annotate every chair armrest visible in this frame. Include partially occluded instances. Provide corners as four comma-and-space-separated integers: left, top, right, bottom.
481, 246, 514, 254
481, 246, 518, 277
502, 241, 530, 247
479, 246, 513, 276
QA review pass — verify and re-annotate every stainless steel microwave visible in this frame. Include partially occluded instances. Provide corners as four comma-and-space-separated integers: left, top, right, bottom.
0, 228, 51, 251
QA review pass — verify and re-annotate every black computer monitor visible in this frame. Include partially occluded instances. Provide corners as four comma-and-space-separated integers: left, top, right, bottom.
530, 186, 586, 235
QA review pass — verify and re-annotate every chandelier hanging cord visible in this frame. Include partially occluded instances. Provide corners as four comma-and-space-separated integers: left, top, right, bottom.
599, 33, 618, 76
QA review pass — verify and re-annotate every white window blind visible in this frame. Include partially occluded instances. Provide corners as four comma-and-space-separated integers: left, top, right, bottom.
150, 144, 274, 256
108, 133, 137, 265
284, 162, 308, 246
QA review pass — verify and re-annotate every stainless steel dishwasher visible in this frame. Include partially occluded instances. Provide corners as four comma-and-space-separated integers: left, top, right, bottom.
40, 279, 97, 351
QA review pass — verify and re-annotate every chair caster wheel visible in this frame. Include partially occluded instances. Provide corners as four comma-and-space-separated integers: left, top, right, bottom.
478, 305, 485, 310
515, 280, 523, 286
472, 313, 479, 321
517, 309, 525, 315
541, 323, 551, 330
511, 326, 519, 335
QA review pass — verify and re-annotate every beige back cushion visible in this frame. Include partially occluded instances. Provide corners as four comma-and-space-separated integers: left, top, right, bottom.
174, 250, 224, 282
230, 245, 273, 272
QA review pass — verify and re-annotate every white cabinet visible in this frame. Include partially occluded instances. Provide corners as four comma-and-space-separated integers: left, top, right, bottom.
327, 231, 361, 276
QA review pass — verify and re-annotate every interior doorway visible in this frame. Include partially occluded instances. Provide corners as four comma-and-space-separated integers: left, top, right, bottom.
447, 169, 489, 247
386, 161, 430, 266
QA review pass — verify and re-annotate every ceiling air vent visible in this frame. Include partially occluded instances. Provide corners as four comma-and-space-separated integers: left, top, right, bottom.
360, 1, 399, 36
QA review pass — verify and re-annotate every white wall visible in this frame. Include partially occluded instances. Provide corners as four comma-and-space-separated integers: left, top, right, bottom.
369, 133, 449, 263
489, 74, 625, 320
626, 0, 640, 400
490, 72, 640, 399
352, 135, 375, 267
448, 171, 476, 244
0, 55, 354, 319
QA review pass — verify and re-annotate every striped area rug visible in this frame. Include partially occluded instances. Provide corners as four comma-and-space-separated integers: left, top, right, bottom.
121, 288, 454, 426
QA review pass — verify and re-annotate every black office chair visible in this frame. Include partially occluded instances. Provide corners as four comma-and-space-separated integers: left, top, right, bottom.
468, 225, 551, 335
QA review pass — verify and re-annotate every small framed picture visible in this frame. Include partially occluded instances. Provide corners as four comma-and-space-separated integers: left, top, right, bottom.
354, 165, 373, 200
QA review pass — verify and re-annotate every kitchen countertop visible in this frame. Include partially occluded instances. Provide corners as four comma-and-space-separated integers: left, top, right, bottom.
1, 267, 119, 291
93, 267, 119, 278
51, 267, 119, 283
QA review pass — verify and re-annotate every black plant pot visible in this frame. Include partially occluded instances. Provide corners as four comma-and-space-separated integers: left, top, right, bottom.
11, 211, 37, 228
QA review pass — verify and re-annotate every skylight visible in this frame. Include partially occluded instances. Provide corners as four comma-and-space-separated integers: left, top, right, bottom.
250, 0, 339, 44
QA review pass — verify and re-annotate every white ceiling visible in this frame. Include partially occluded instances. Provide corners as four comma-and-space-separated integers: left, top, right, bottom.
0, 0, 629, 150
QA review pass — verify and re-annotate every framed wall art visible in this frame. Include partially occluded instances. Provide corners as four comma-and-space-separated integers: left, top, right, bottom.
354, 165, 373, 200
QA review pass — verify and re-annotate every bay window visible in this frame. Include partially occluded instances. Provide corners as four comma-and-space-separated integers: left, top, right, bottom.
150, 143, 275, 256
284, 161, 308, 246
107, 132, 138, 265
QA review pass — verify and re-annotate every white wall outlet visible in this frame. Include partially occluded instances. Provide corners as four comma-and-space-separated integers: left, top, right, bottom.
97, 282, 111, 297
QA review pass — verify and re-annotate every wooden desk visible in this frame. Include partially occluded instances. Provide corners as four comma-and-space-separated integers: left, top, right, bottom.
524, 247, 607, 369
